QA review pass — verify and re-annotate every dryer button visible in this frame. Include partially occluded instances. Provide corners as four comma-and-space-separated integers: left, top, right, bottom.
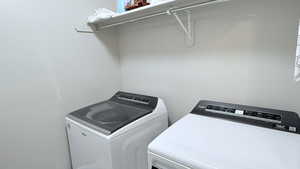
235, 110, 244, 115
289, 126, 297, 132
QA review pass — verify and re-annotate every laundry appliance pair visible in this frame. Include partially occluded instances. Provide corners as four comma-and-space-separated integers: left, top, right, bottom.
66, 92, 300, 169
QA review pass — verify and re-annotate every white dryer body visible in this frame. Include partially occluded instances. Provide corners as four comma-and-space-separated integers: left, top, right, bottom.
148, 100, 300, 169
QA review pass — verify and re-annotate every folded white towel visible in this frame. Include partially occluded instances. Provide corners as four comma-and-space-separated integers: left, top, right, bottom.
88, 8, 116, 24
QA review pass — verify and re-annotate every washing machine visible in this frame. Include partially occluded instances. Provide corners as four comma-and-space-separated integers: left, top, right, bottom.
65, 91, 168, 169
148, 100, 300, 169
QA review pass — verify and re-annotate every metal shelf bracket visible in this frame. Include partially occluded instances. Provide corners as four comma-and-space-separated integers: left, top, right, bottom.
172, 10, 194, 45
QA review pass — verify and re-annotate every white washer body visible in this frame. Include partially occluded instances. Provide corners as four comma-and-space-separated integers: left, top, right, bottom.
66, 98, 168, 169
148, 114, 300, 169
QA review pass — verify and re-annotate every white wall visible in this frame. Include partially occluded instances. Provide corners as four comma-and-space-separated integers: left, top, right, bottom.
1, 0, 300, 168
0, 0, 120, 169
119, 0, 300, 123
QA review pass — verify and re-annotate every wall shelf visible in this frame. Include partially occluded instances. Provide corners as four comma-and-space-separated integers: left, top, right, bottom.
76, 0, 229, 45
96, 0, 176, 28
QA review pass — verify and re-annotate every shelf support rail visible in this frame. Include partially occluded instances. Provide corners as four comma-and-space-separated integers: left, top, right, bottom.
75, 28, 96, 34
171, 0, 228, 13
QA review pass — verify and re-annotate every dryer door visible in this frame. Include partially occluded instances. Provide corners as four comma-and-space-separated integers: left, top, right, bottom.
149, 152, 190, 169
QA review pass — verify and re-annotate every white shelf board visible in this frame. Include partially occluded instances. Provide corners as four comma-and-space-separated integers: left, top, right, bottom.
94, 0, 225, 28
95, 0, 175, 28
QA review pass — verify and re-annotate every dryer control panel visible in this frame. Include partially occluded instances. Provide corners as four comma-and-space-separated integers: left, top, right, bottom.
191, 100, 300, 134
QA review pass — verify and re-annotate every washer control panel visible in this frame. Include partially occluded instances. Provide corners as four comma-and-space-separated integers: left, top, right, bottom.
192, 100, 300, 134
111, 91, 158, 110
